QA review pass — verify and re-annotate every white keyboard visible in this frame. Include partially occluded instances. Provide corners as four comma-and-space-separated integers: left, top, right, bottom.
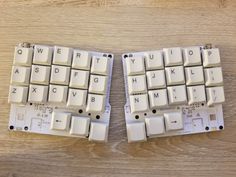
122, 44, 225, 142
8, 42, 113, 142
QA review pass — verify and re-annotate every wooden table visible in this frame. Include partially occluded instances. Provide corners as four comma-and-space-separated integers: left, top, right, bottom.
0, 1, 236, 176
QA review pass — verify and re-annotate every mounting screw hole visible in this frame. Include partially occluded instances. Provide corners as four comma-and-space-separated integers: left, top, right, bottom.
108, 54, 112, 58
201, 103, 204, 106
96, 115, 100, 119
88, 113, 91, 116
124, 54, 128, 58
24, 126, 28, 131
219, 125, 224, 130
29, 103, 33, 105
144, 113, 147, 116
135, 115, 139, 119
205, 126, 209, 131
78, 109, 83, 114
9, 125, 14, 130
152, 109, 156, 114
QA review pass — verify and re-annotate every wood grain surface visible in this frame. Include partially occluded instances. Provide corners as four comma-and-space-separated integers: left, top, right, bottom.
0, 0, 236, 176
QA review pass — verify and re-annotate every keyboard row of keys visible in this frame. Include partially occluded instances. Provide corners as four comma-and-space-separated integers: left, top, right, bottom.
14, 45, 109, 74
129, 85, 224, 113
125, 47, 221, 75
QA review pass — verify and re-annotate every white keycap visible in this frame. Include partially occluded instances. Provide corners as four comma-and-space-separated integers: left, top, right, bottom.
53, 46, 73, 66
48, 85, 68, 104
28, 85, 48, 103
146, 70, 166, 89
8, 86, 28, 104
204, 67, 223, 86
125, 56, 145, 75
206, 86, 225, 106
187, 85, 206, 104
70, 116, 90, 136
128, 75, 147, 94
11, 66, 30, 85
185, 66, 204, 85
127, 122, 147, 142
14, 46, 33, 66
50, 112, 71, 131
33, 45, 53, 65
89, 122, 108, 142
167, 85, 187, 105
50, 65, 70, 85
67, 89, 87, 107
91, 56, 109, 75
202, 48, 221, 67
89, 75, 108, 94
148, 89, 168, 108
183, 47, 201, 66
165, 66, 185, 85
129, 94, 149, 113
145, 116, 165, 136
163, 47, 183, 66
144, 51, 164, 70
31, 65, 51, 85
86, 94, 105, 112
72, 50, 91, 70
69, 69, 89, 89
164, 112, 183, 131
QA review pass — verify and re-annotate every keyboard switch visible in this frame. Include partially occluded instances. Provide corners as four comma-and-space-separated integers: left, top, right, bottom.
70, 70, 89, 89
185, 66, 204, 86
91, 56, 109, 75
164, 112, 183, 131
70, 116, 90, 136
145, 116, 165, 136
50, 112, 71, 131
202, 48, 221, 67
89, 122, 108, 142
183, 47, 201, 66
72, 50, 91, 70
204, 67, 223, 86
33, 45, 53, 65
8, 86, 28, 104
187, 85, 206, 104
86, 94, 105, 113
130, 94, 149, 113
11, 66, 30, 85
28, 85, 48, 103
148, 89, 168, 108
89, 75, 108, 94
146, 70, 166, 89
127, 122, 147, 142
53, 46, 72, 66
144, 51, 163, 70
67, 89, 87, 107
163, 47, 183, 66
14, 46, 33, 66
31, 65, 51, 85
50, 65, 70, 85
206, 86, 225, 106
167, 85, 187, 105
125, 56, 145, 75
165, 66, 185, 85
128, 75, 147, 94
48, 85, 68, 104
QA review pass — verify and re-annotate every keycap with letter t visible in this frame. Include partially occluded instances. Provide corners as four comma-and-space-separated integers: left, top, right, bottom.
8, 42, 114, 142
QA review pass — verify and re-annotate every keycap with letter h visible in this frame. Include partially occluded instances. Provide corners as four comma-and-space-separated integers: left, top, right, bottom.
8, 42, 113, 142
122, 44, 225, 142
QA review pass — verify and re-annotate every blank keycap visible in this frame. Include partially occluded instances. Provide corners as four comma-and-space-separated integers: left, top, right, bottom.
11, 66, 30, 85
146, 70, 166, 89
91, 56, 109, 75
202, 48, 221, 67
48, 85, 68, 104
204, 67, 223, 86
185, 66, 204, 85
89, 122, 108, 142
187, 85, 206, 104
163, 47, 183, 66
33, 45, 53, 65
183, 47, 201, 66
165, 66, 185, 85
89, 75, 108, 94
69, 69, 89, 89
129, 94, 149, 113
67, 89, 87, 107
14, 46, 33, 66
50, 65, 70, 85
28, 85, 48, 103
125, 56, 145, 75
145, 116, 165, 136
127, 122, 147, 142
164, 112, 183, 131
50, 112, 71, 131
148, 89, 168, 108
167, 85, 187, 105
144, 51, 163, 70
53, 46, 73, 66
86, 94, 105, 112
70, 116, 90, 136
72, 50, 91, 70
8, 86, 28, 104
128, 75, 147, 94
206, 86, 225, 106
31, 65, 51, 85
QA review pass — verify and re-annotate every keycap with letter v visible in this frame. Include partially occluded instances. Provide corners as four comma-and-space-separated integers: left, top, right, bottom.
122, 44, 225, 142
8, 42, 114, 142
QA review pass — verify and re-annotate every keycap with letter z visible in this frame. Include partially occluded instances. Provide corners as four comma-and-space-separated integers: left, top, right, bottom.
122, 44, 225, 142
8, 42, 114, 142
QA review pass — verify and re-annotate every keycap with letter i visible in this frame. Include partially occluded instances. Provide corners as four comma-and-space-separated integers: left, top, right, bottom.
122, 44, 225, 143
8, 42, 114, 142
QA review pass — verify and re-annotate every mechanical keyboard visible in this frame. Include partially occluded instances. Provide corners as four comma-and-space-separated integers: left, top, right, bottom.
122, 44, 225, 142
8, 42, 113, 142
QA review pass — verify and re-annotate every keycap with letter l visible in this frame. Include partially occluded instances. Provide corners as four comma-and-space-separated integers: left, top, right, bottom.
8, 42, 114, 142
122, 44, 225, 142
